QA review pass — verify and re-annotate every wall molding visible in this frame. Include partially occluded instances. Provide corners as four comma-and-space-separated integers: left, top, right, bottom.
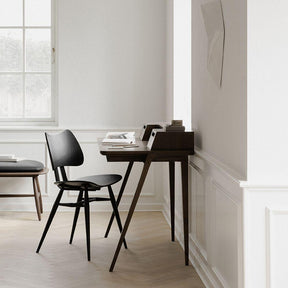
241, 185, 288, 191
192, 147, 245, 184
265, 207, 288, 288
192, 150, 243, 203
0, 126, 142, 133
266, 207, 272, 288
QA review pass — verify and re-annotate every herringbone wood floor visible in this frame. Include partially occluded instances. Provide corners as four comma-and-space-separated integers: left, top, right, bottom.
0, 211, 204, 288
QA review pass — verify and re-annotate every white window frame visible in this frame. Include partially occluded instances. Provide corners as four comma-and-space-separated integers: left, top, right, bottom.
0, 0, 57, 126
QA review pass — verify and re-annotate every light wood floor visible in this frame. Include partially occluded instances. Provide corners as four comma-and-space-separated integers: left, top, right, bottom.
0, 211, 205, 288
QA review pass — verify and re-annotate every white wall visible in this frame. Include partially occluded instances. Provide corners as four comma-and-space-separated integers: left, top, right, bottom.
244, 0, 288, 287
0, 0, 169, 212
182, 0, 247, 286
192, 0, 247, 178
58, 0, 167, 128
189, 0, 288, 287
166, 0, 173, 121
247, 0, 288, 184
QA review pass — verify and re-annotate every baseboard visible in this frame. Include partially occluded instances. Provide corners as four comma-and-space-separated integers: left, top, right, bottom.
0, 201, 164, 212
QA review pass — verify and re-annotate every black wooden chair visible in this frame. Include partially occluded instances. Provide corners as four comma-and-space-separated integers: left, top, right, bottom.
36, 129, 126, 261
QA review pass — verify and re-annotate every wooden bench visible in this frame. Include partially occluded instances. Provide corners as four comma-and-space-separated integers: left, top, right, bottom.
0, 160, 48, 221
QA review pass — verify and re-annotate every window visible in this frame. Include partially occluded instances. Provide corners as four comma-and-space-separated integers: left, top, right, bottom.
173, 0, 191, 130
0, 0, 55, 123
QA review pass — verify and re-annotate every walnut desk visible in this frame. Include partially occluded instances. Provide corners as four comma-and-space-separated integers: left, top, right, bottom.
100, 138, 194, 272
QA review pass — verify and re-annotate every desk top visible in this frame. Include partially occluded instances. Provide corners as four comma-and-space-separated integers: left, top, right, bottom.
100, 140, 149, 154
99, 140, 194, 162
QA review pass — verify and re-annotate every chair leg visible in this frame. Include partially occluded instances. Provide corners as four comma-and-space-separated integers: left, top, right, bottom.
69, 190, 83, 244
36, 189, 64, 253
84, 189, 91, 261
108, 186, 127, 249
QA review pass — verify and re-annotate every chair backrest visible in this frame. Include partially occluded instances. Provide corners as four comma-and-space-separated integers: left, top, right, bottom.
45, 130, 84, 181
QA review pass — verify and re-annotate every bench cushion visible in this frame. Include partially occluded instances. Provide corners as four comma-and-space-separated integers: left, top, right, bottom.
0, 160, 44, 172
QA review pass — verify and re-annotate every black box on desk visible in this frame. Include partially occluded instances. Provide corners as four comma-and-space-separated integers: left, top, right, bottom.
140, 124, 163, 141
147, 130, 194, 151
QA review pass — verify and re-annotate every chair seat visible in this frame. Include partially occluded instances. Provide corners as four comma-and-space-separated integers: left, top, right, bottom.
0, 160, 44, 172
55, 174, 122, 190
78, 174, 122, 187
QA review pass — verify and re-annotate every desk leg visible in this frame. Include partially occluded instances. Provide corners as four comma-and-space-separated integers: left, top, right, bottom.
181, 156, 189, 266
109, 157, 152, 272
105, 161, 134, 238
169, 161, 175, 242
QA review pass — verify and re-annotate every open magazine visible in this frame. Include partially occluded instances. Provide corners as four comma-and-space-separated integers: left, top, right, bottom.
102, 132, 136, 145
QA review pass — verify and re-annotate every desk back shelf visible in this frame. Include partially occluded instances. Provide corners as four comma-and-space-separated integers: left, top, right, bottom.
147, 131, 194, 152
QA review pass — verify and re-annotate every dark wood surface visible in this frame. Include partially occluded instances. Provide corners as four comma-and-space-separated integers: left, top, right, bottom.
169, 161, 175, 242
100, 140, 194, 162
148, 131, 194, 151
104, 161, 134, 238
100, 139, 194, 271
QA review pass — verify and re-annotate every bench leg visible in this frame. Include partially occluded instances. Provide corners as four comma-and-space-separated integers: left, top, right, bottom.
35, 176, 43, 213
33, 177, 42, 221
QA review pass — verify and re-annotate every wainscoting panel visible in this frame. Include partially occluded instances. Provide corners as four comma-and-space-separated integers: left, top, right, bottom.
266, 208, 288, 288
243, 187, 288, 288
191, 166, 207, 260
212, 182, 240, 288
162, 149, 244, 288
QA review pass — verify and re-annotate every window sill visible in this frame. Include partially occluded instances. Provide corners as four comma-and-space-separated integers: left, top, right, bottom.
0, 121, 58, 131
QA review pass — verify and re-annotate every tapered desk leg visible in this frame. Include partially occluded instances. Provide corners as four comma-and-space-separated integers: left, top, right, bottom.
181, 156, 189, 266
169, 161, 175, 242
109, 156, 152, 272
105, 161, 134, 238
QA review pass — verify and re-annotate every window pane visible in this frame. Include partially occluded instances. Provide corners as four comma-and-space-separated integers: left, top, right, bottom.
25, 74, 51, 117
0, 75, 23, 118
26, 29, 51, 72
25, 0, 51, 26
0, 29, 23, 72
0, 0, 23, 26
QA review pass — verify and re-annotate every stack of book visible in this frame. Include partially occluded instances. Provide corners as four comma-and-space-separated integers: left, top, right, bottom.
165, 120, 185, 132
0, 154, 21, 162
